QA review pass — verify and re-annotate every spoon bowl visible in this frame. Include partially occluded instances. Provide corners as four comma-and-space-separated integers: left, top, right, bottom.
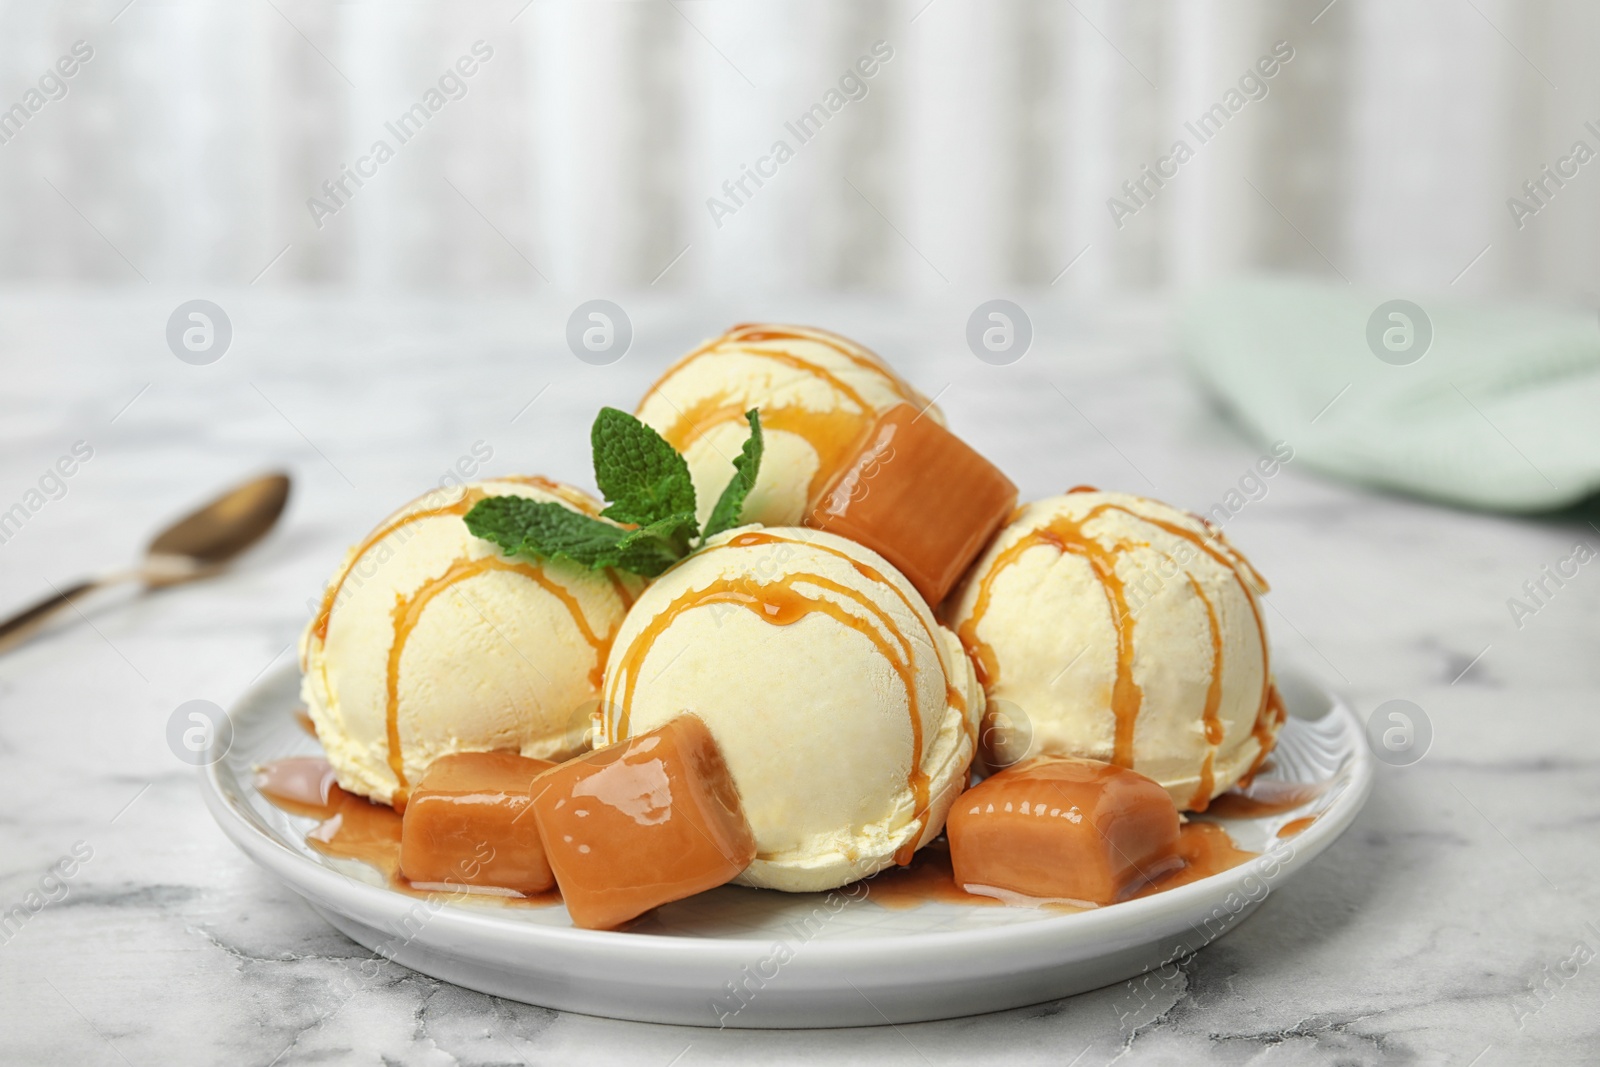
144, 473, 292, 586
0, 471, 292, 652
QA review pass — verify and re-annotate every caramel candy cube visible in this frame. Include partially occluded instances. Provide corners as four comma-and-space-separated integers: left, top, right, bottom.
531, 714, 756, 930
948, 756, 1181, 906
400, 752, 556, 894
807, 403, 1017, 605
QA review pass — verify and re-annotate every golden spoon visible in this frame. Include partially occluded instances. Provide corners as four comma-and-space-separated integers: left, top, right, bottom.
0, 471, 291, 654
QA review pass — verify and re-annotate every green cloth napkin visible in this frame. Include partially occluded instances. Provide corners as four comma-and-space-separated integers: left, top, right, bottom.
1181, 276, 1600, 513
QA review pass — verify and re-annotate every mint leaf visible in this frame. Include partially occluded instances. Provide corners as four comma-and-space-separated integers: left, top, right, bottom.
465, 496, 627, 568
465, 496, 698, 577
612, 511, 699, 576
703, 409, 763, 539
592, 407, 697, 531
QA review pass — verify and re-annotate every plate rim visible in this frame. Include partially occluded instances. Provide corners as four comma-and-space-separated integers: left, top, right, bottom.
203, 661, 1374, 960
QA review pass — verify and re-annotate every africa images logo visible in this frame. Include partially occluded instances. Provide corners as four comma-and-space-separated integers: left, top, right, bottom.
306, 41, 495, 229
1106, 41, 1294, 229
705, 41, 894, 228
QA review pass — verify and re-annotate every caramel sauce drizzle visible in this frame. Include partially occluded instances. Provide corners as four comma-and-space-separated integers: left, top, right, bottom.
640, 325, 927, 508
1240, 683, 1287, 785
310, 488, 489, 649
956, 534, 1036, 690
725, 531, 955, 680
644, 323, 926, 411
724, 324, 929, 409
956, 507, 1143, 767
605, 531, 937, 864
604, 570, 638, 611
657, 388, 875, 505
959, 498, 1275, 783
1186, 574, 1225, 812
307, 479, 602, 653
945, 684, 971, 748
385, 555, 617, 810
1108, 507, 1279, 783
718, 530, 972, 829
306, 479, 621, 810
1189, 512, 1270, 594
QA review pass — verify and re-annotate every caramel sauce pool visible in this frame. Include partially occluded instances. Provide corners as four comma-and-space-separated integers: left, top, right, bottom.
256, 757, 404, 876
866, 822, 1259, 910
1205, 777, 1327, 819
1134, 821, 1260, 896
255, 757, 559, 907
863, 840, 1010, 910
258, 752, 1268, 915
1277, 814, 1318, 838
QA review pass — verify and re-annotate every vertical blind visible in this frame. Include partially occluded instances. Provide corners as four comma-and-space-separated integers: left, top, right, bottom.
1, 0, 1594, 300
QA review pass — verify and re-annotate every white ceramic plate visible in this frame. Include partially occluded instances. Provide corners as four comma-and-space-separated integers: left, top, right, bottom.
202, 662, 1371, 1028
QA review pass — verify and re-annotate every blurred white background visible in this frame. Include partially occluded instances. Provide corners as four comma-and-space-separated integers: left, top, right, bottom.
1, 0, 1596, 299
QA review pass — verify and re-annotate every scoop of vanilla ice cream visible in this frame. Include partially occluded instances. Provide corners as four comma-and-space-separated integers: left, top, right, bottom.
299, 478, 640, 807
600, 526, 982, 892
945, 491, 1279, 811
635, 324, 940, 529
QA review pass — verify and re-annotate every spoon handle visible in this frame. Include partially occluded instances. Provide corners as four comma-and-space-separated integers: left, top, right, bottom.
0, 578, 104, 655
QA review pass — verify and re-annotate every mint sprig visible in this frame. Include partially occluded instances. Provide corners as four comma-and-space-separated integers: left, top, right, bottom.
464, 407, 763, 577
703, 409, 763, 539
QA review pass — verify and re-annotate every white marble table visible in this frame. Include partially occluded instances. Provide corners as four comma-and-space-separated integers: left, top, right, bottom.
1, 290, 1596, 1065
